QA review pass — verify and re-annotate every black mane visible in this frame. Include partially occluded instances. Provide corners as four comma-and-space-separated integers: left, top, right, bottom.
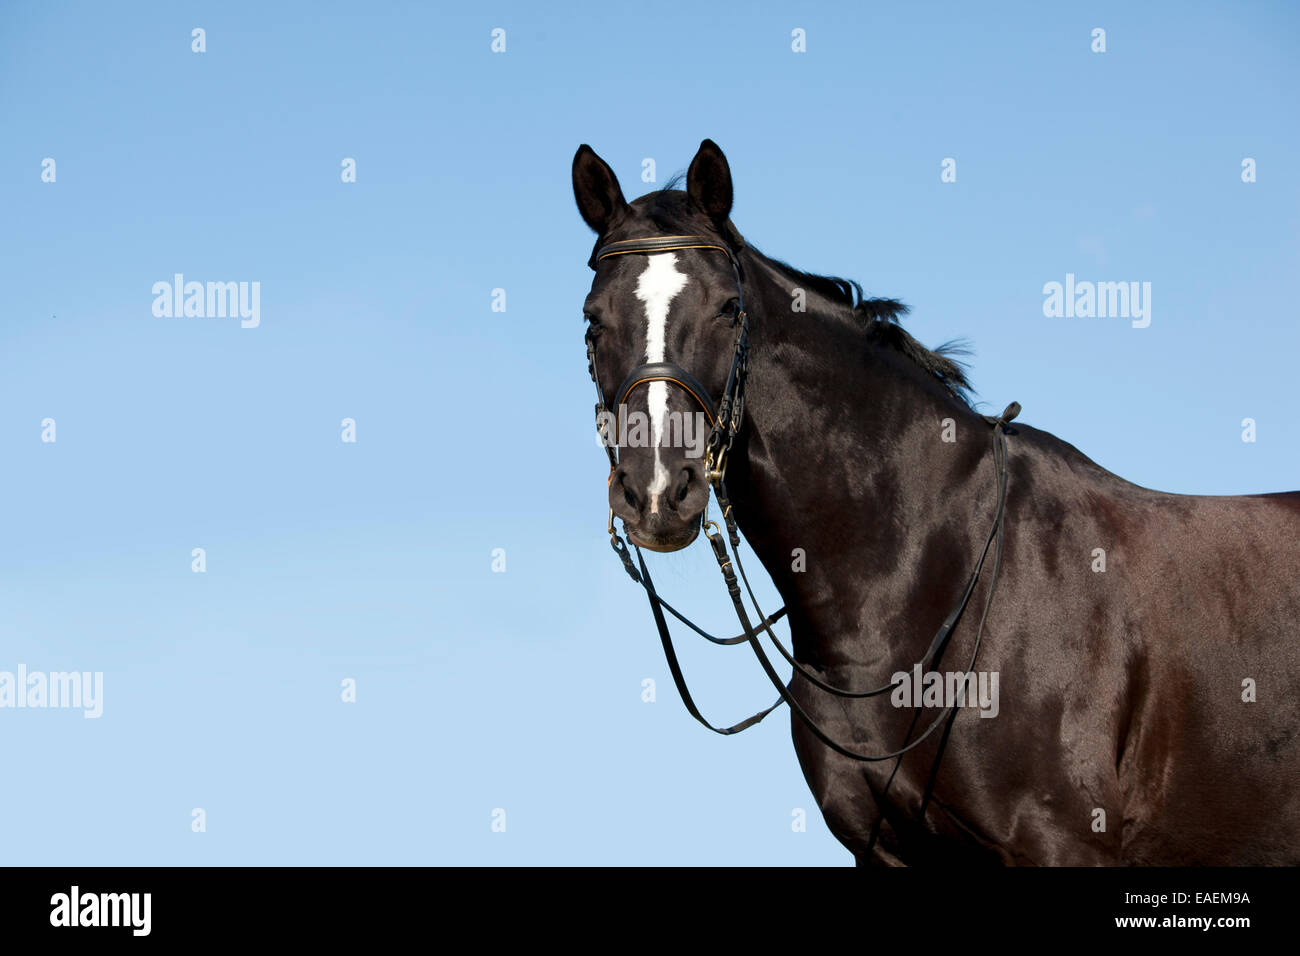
756, 253, 974, 406
628, 187, 975, 406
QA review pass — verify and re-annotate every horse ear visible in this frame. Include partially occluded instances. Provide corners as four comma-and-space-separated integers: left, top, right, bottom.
687, 139, 733, 223
572, 145, 627, 234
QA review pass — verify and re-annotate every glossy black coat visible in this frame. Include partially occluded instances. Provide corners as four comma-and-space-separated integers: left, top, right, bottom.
574, 141, 1300, 865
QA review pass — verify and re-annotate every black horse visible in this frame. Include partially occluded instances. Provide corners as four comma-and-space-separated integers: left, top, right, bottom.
573, 139, 1300, 866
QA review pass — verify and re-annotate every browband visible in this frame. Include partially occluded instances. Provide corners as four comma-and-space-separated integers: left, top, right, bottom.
594, 235, 739, 268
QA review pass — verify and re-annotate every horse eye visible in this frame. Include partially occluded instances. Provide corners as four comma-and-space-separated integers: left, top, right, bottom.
717, 298, 741, 319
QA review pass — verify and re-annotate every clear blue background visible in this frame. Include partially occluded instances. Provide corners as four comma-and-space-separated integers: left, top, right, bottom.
1, 0, 1296, 865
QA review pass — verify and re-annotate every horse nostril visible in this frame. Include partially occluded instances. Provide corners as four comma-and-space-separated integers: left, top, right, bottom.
676, 469, 692, 503
612, 468, 641, 518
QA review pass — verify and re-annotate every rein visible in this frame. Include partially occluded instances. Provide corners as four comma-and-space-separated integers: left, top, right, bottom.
586, 233, 1020, 846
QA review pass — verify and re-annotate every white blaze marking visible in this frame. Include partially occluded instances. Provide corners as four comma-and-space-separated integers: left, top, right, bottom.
634, 254, 688, 511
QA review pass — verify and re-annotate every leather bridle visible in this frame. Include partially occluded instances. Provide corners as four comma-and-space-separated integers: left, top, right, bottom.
584, 232, 1021, 852
587, 234, 750, 492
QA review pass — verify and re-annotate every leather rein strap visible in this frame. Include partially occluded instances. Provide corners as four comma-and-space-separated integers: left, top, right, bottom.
587, 233, 1020, 849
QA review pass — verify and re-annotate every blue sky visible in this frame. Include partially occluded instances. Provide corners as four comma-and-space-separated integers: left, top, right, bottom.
1, 1, 1296, 865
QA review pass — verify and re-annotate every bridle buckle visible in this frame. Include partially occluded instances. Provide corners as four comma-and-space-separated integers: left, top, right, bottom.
705, 449, 728, 484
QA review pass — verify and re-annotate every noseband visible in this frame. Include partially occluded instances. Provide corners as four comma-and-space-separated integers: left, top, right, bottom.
584, 232, 1021, 855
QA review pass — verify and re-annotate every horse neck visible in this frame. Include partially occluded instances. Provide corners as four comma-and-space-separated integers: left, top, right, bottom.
726, 255, 993, 667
